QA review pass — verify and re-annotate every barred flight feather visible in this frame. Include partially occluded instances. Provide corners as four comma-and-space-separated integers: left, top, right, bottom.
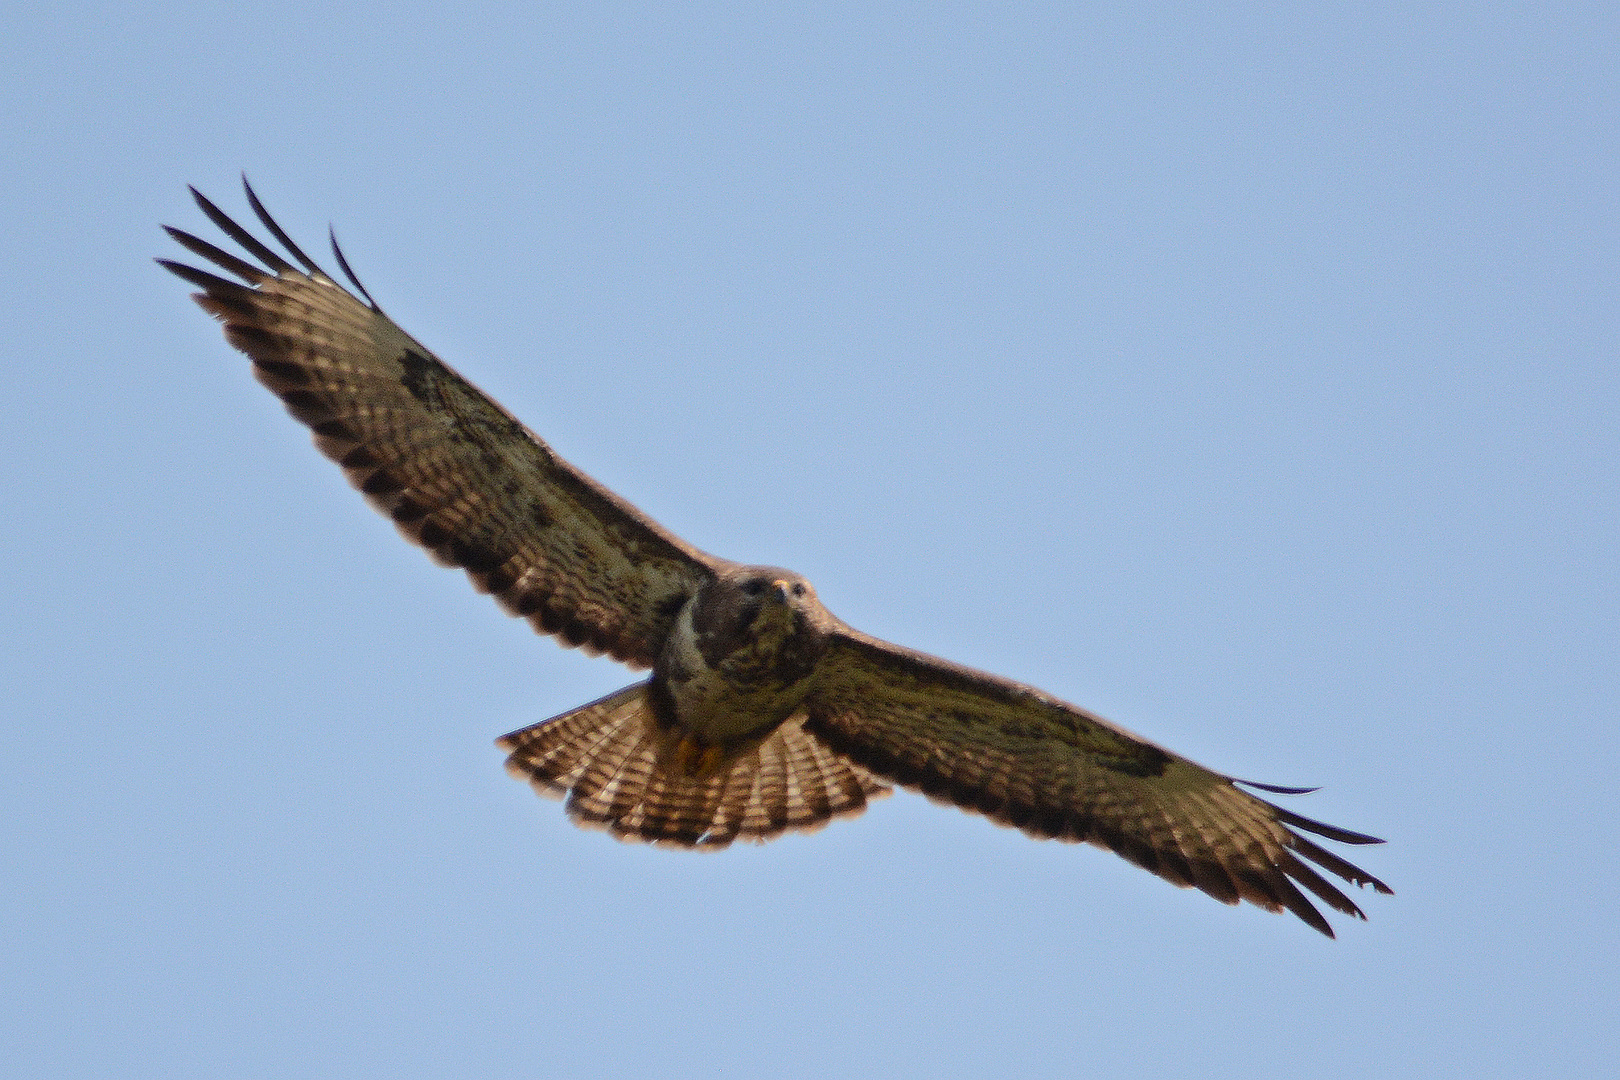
498, 684, 889, 847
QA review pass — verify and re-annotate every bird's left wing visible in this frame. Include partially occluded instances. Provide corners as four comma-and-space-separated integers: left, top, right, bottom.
804, 629, 1392, 936
161, 181, 723, 666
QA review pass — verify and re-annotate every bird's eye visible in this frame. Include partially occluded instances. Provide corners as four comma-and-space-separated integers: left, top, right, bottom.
791, 582, 806, 597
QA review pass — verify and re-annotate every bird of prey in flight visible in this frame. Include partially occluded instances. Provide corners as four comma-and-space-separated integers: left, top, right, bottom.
161, 180, 1391, 936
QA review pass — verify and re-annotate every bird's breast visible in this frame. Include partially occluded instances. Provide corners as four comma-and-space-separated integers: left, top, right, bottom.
653, 594, 824, 745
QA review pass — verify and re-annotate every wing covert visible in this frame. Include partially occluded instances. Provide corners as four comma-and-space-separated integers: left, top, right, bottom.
161, 181, 721, 666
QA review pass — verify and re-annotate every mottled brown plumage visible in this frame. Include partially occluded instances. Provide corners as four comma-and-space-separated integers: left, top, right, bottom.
162, 180, 1392, 936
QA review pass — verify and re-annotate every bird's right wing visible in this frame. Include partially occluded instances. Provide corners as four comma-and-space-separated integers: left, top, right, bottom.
161, 181, 723, 667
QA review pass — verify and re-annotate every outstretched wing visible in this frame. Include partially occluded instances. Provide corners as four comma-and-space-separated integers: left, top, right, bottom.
161, 180, 723, 666
805, 629, 1392, 936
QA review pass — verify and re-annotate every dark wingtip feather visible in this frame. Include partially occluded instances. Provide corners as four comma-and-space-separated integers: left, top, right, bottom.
1270, 802, 1387, 846
1287, 831, 1396, 897
329, 226, 381, 310
189, 185, 294, 275
156, 257, 256, 305
1275, 875, 1337, 938
241, 174, 329, 280
1235, 778, 1320, 795
1284, 853, 1370, 921
162, 225, 267, 284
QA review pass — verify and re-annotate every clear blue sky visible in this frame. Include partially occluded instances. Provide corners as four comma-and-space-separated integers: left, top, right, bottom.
4, 3, 1615, 1077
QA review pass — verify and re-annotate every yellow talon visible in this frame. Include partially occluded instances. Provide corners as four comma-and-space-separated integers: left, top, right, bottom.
670, 736, 698, 776
697, 744, 727, 777
669, 736, 731, 778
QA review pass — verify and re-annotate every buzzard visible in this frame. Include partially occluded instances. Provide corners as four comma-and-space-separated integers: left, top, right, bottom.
161, 180, 1392, 936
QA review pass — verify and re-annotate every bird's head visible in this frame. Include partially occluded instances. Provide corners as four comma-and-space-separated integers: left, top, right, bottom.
729, 566, 818, 630
686, 565, 829, 665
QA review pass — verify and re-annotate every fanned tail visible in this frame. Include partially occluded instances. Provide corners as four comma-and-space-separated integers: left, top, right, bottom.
497, 682, 889, 847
